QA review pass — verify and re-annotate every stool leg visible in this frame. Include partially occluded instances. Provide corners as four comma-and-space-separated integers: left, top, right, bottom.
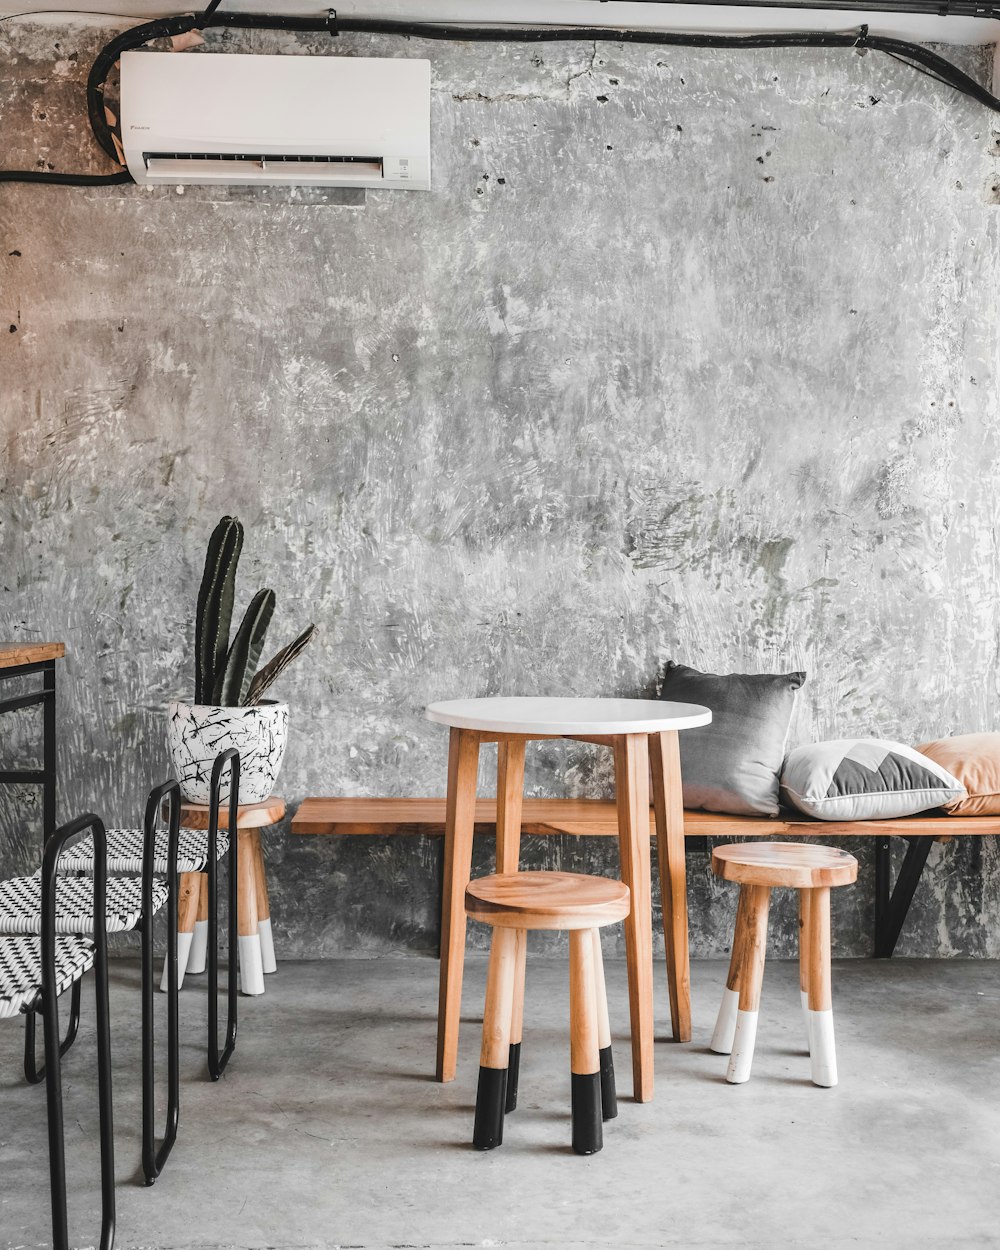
474, 926, 518, 1150
162, 872, 200, 993
505, 928, 527, 1113
591, 929, 617, 1121
253, 832, 277, 975
237, 829, 265, 996
569, 929, 603, 1155
799, 889, 812, 1053
187, 873, 209, 976
710, 886, 752, 1055
805, 886, 838, 1087
727, 884, 770, 1085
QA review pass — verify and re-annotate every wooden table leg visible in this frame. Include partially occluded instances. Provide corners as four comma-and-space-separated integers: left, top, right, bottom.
613, 731, 654, 1102
436, 727, 481, 1082
496, 738, 525, 874
650, 729, 691, 1042
237, 828, 265, 996
253, 830, 276, 974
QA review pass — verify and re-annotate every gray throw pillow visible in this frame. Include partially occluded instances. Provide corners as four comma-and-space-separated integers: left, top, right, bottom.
659, 662, 806, 817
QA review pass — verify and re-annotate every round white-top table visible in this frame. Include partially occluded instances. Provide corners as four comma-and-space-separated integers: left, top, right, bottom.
425, 695, 711, 1102
426, 696, 711, 736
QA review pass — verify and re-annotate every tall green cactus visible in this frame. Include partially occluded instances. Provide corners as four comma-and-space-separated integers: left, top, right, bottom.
194, 516, 314, 707
195, 516, 243, 704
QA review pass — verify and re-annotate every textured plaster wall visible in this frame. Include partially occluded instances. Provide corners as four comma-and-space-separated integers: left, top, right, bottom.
2, 22, 1000, 960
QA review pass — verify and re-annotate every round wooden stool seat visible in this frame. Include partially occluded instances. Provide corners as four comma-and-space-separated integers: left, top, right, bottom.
466, 871, 631, 931
711, 842, 859, 890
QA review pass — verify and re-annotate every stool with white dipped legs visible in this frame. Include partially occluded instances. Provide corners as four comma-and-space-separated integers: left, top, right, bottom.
161, 797, 284, 997
709, 842, 858, 1088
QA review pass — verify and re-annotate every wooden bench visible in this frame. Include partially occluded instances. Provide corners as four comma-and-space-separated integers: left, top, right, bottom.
291, 798, 1000, 957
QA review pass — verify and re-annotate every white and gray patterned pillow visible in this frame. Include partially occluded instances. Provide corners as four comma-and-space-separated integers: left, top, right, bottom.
781, 739, 966, 821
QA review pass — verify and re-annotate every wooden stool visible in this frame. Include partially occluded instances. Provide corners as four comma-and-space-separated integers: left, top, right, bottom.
709, 842, 858, 1088
465, 871, 631, 1155
161, 797, 285, 997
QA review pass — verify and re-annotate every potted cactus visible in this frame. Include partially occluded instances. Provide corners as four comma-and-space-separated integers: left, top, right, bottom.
166, 516, 315, 804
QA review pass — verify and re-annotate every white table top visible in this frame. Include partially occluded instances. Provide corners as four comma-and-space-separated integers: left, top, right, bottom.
425, 696, 712, 736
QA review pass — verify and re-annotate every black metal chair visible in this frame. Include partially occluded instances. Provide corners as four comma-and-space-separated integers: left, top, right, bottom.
40, 749, 242, 1177
0, 813, 115, 1250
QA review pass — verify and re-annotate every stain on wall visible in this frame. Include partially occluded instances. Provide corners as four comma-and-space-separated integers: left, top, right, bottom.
2, 22, 1000, 960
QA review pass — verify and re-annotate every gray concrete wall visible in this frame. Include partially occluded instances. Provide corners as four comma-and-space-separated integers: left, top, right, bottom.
2, 22, 999, 958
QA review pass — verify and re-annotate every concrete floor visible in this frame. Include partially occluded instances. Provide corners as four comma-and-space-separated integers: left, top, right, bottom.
2, 957, 1000, 1249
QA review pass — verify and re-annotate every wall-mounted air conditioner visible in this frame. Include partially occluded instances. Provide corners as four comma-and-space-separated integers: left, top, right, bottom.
119, 51, 431, 189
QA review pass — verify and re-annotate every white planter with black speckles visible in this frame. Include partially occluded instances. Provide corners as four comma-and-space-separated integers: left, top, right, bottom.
166, 700, 289, 805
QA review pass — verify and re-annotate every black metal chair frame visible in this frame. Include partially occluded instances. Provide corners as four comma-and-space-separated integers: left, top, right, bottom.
24, 750, 241, 1184
206, 748, 240, 1080
140, 780, 181, 1183
0, 656, 58, 839
36, 813, 115, 1250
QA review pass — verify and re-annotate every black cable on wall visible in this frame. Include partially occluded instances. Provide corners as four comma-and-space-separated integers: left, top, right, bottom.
2, 8, 1000, 187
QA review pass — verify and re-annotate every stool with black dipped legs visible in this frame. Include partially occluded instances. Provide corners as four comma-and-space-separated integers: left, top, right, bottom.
465, 871, 630, 1156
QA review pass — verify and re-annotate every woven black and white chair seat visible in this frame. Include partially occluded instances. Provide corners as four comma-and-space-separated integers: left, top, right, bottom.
0, 874, 167, 935
0, 934, 95, 1019
56, 826, 230, 875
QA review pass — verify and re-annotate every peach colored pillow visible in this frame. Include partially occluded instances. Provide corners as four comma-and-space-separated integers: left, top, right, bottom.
916, 734, 1000, 815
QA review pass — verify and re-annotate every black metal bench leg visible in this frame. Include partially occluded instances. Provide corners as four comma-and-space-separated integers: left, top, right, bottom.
24, 978, 82, 1084
873, 836, 935, 958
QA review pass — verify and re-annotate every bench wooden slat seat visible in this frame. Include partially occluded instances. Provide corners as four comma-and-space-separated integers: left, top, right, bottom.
292, 797, 1000, 959
291, 797, 1000, 841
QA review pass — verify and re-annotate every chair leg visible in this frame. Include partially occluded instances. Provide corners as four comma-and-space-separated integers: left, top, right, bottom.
591, 928, 617, 1121
799, 889, 813, 1054
505, 928, 527, 1113
726, 884, 770, 1085
94, 936, 116, 1250
473, 926, 518, 1150
141, 873, 180, 1184
710, 886, 752, 1057
207, 833, 239, 1080
187, 872, 209, 976
24, 979, 82, 1084
253, 833, 277, 975
237, 829, 265, 996
161, 871, 200, 993
41, 967, 115, 1250
40, 993, 69, 1250
569, 928, 602, 1155
805, 886, 838, 1087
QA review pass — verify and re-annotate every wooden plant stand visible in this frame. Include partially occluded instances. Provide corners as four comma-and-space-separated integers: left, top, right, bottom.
163, 797, 285, 997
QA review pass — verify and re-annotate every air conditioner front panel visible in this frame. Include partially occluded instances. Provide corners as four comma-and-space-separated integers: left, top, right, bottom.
120, 52, 430, 188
